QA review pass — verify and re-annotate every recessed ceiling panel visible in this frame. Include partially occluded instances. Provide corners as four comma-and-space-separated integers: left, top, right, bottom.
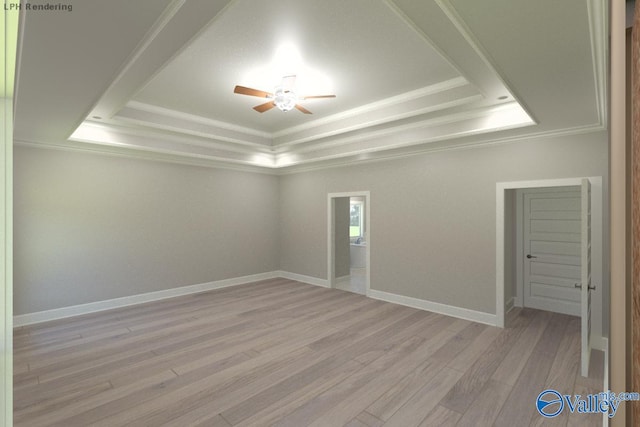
132, 0, 460, 133
14, 0, 174, 143
447, 0, 601, 129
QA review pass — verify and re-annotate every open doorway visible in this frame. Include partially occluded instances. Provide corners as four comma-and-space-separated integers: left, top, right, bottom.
497, 177, 604, 377
327, 192, 370, 295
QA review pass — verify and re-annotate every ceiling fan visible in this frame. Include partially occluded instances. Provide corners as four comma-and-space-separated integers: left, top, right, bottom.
233, 75, 335, 114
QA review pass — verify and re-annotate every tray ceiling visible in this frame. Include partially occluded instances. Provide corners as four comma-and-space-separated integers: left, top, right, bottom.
13, 0, 606, 172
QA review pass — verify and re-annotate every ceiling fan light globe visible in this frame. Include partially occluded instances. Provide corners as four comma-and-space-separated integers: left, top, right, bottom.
273, 86, 297, 112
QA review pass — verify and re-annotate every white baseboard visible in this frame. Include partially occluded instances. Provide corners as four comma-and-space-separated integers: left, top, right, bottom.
14, 271, 542, 329
368, 289, 498, 326
275, 271, 330, 288
13, 271, 279, 327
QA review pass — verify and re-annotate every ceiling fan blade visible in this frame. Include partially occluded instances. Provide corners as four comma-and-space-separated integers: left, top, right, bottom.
302, 94, 336, 100
234, 85, 272, 98
295, 104, 312, 114
254, 101, 276, 113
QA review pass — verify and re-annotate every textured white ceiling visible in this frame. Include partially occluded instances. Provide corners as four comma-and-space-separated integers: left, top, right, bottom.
13, 0, 606, 171
133, 0, 459, 133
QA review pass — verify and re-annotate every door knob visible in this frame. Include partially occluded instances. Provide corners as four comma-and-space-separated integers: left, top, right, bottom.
526, 254, 537, 259
574, 283, 597, 291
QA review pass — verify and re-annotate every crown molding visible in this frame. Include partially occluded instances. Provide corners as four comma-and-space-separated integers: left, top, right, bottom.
15, 119, 604, 177
115, 101, 272, 147
586, 0, 609, 129
276, 123, 606, 175
274, 101, 534, 166
15, 138, 278, 174
71, 120, 272, 155
125, 101, 272, 138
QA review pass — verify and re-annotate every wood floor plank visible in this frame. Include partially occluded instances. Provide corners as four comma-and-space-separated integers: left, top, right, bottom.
220, 354, 355, 425
383, 367, 464, 427
14, 381, 113, 421
529, 316, 580, 427
15, 370, 178, 427
455, 379, 512, 427
220, 360, 364, 427
491, 309, 551, 386
568, 349, 606, 427
493, 348, 557, 426
439, 315, 528, 414
354, 411, 384, 427
305, 329, 461, 426
444, 323, 502, 372
343, 418, 369, 427
270, 336, 429, 427
81, 347, 318, 427
418, 404, 462, 427
365, 357, 448, 421
12, 280, 604, 427
430, 322, 487, 363
444, 317, 474, 333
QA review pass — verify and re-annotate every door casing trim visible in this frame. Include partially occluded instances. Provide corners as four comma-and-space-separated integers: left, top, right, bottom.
496, 177, 603, 329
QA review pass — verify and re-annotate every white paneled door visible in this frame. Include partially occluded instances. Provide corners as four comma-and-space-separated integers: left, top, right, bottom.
523, 187, 582, 316
521, 182, 592, 377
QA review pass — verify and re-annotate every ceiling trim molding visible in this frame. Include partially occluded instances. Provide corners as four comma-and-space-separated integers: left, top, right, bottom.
113, 78, 482, 152
275, 101, 531, 157
80, 0, 187, 124
74, 97, 534, 169
383, 0, 468, 89
122, 101, 272, 139
113, 101, 273, 149
274, 105, 536, 168
271, 76, 470, 139
72, 121, 271, 154
69, 121, 275, 163
433, 0, 536, 123
15, 139, 278, 175
276, 123, 607, 175
586, 0, 609, 129
86, 0, 236, 122
15, 120, 605, 178
272, 85, 482, 148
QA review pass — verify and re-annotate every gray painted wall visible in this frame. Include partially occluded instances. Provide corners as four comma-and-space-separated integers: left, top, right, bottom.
13, 145, 280, 314
14, 130, 609, 324
278, 131, 609, 315
334, 197, 351, 278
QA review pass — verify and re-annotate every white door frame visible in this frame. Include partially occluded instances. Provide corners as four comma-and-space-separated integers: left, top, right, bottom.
495, 177, 603, 329
327, 191, 371, 295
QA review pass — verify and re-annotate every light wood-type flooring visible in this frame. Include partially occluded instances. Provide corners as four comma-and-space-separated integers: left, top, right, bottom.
14, 278, 605, 426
